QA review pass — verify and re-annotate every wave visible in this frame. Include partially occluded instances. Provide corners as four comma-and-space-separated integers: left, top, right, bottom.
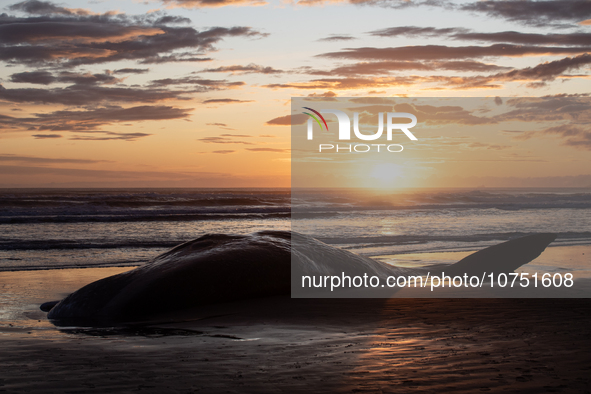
317, 231, 591, 246
0, 196, 289, 209
0, 211, 290, 224
2, 231, 589, 252
1, 189, 589, 272
0, 188, 589, 217
293, 189, 591, 211
0, 189, 289, 208
0, 240, 180, 251
0, 189, 292, 223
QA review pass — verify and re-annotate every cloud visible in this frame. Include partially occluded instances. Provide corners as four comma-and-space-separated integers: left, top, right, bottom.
113, 68, 150, 74
32, 134, 62, 139
513, 124, 591, 150
0, 2, 272, 147
49, 71, 123, 85
495, 96, 591, 124
147, 77, 245, 88
338, 101, 499, 125
246, 147, 288, 152
202, 98, 254, 104
370, 26, 591, 46
290, 27, 591, 90
9, 71, 55, 85
207, 122, 228, 126
307, 91, 337, 97
492, 53, 591, 86
306, 60, 508, 76
0, 164, 224, 180
198, 136, 253, 144
318, 44, 591, 62
0, 71, 245, 106
0, 113, 25, 130
8, 0, 94, 16
466, 142, 511, 150
422, 54, 591, 89
306, 61, 431, 75
211, 150, 235, 154
317, 35, 356, 42
438, 60, 510, 72
359, 102, 495, 125
370, 26, 463, 38
265, 114, 308, 125
452, 31, 591, 46
158, 0, 268, 9
69, 132, 152, 141
3, 70, 245, 108
1, 105, 191, 137
219, 133, 252, 137
270, 98, 588, 135
33, 105, 191, 128
199, 63, 284, 74
0, 79, 209, 105
0, 153, 110, 164
0, 3, 268, 67
264, 77, 417, 90
461, 0, 591, 26
151, 15, 192, 24
296, 0, 440, 8
140, 55, 213, 64
266, 53, 591, 91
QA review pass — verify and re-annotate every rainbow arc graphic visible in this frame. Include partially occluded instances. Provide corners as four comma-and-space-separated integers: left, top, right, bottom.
302, 107, 329, 131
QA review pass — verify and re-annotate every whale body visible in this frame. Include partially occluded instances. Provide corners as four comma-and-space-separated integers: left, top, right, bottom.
45, 231, 556, 324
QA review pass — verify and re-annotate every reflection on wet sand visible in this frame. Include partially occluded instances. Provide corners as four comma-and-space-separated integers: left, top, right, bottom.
1, 267, 590, 392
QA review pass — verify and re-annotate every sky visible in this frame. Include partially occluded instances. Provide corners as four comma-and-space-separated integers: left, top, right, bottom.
0, 0, 590, 188
291, 96, 591, 189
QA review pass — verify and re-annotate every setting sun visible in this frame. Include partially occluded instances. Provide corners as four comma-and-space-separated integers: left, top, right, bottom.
370, 163, 404, 183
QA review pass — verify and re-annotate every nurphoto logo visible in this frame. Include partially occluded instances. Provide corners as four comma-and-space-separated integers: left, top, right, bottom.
302, 107, 418, 153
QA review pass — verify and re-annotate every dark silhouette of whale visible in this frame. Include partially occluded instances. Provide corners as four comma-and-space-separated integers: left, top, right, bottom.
42, 231, 556, 325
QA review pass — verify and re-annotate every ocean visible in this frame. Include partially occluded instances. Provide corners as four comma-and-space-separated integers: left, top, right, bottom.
0, 188, 589, 274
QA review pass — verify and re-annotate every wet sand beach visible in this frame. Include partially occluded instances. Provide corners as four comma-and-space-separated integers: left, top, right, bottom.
1, 267, 591, 393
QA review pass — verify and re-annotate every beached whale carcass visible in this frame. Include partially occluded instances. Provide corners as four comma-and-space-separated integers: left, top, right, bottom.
43, 231, 556, 324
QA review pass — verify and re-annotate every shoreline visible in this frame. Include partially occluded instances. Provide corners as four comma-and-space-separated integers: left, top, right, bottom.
1, 243, 589, 273
2, 264, 591, 392
375, 243, 591, 271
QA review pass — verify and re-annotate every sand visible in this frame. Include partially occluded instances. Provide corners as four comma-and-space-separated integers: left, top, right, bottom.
1, 267, 591, 393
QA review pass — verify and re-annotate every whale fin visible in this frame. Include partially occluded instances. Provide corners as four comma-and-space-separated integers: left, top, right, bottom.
445, 233, 557, 276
